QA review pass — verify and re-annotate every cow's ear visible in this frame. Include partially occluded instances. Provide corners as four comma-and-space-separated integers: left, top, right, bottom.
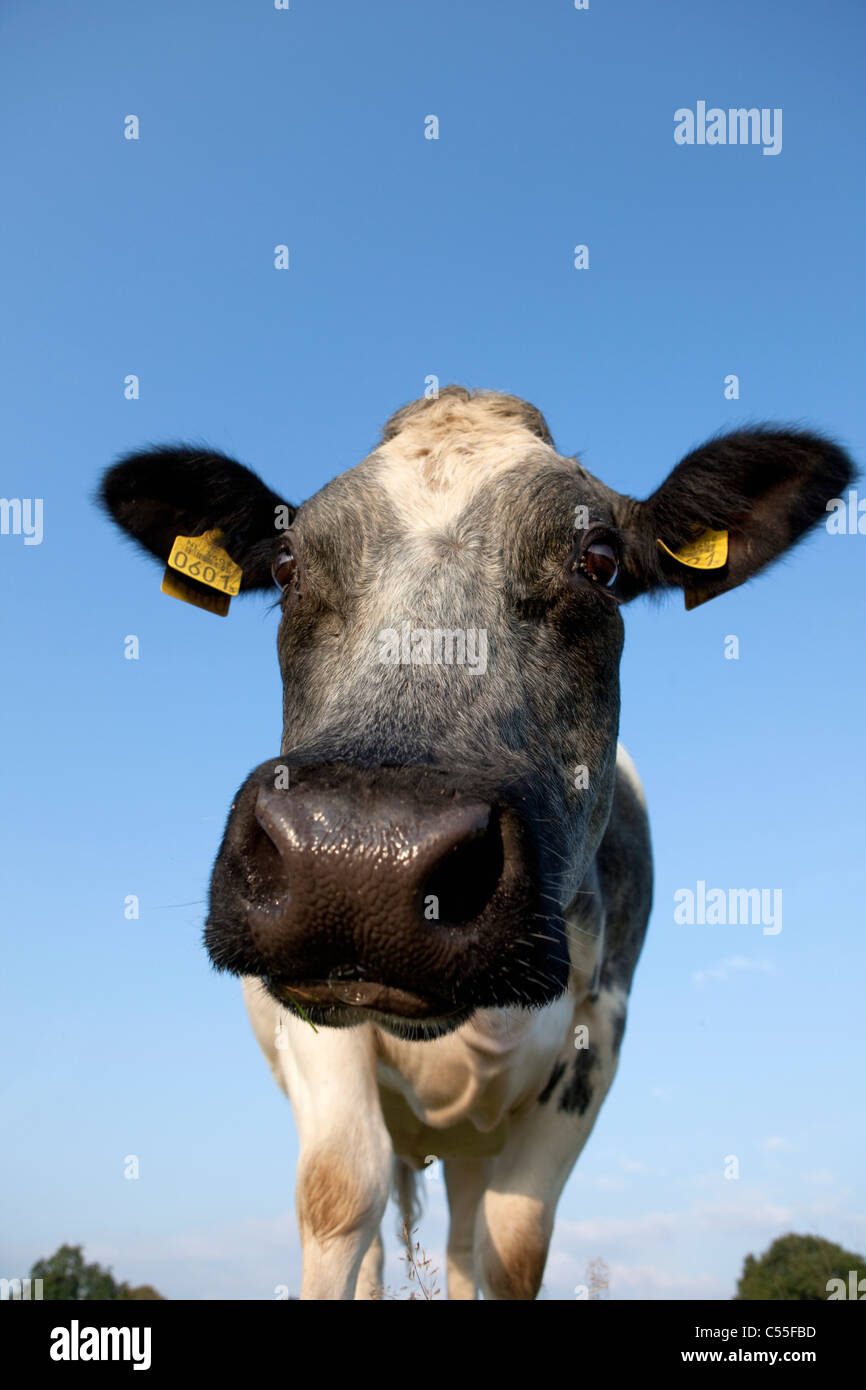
614, 427, 856, 607
99, 446, 295, 591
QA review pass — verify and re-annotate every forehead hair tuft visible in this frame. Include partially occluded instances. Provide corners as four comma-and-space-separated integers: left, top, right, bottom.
379, 386, 555, 449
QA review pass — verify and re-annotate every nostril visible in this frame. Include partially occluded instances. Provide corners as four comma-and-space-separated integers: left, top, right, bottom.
237, 800, 290, 908
420, 810, 504, 928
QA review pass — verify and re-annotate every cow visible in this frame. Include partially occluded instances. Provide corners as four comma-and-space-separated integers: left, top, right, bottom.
99, 386, 854, 1300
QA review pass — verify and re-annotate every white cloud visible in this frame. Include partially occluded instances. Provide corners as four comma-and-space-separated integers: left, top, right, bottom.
802, 1169, 835, 1185
608, 1262, 724, 1298
543, 1188, 806, 1300
690, 1197, 792, 1231
692, 955, 775, 987
558, 1211, 681, 1245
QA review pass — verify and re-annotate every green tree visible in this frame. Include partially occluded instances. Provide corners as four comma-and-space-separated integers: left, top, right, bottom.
25, 1244, 164, 1301
735, 1233, 866, 1301
117, 1283, 165, 1301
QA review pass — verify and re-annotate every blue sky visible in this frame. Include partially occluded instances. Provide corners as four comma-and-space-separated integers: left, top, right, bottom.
1, 0, 864, 1299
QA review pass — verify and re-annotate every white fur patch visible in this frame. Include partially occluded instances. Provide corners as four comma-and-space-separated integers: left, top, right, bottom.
375, 396, 565, 534
616, 742, 647, 812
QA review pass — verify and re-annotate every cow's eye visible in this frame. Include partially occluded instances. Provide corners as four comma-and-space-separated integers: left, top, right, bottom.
580, 540, 618, 588
272, 547, 297, 590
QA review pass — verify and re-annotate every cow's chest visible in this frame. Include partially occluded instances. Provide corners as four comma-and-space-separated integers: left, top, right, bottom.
378, 1085, 510, 1167
374, 994, 574, 1163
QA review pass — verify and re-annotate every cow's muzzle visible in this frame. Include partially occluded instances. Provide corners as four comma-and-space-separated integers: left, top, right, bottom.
205, 761, 569, 1035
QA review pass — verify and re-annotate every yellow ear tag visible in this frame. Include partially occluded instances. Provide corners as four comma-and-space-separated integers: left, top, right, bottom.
161, 529, 243, 617
656, 528, 728, 570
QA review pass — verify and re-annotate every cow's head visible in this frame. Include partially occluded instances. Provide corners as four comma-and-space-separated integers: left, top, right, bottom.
100, 388, 853, 1038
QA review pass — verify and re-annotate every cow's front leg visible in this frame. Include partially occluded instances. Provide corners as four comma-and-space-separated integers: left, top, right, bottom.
476, 989, 626, 1300
354, 1230, 384, 1300
279, 1015, 393, 1300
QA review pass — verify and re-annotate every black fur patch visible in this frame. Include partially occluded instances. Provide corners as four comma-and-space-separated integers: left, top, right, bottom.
559, 1044, 599, 1115
614, 425, 857, 605
611, 1010, 627, 1054
537, 1060, 566, 1105
99, 446, 293, 590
